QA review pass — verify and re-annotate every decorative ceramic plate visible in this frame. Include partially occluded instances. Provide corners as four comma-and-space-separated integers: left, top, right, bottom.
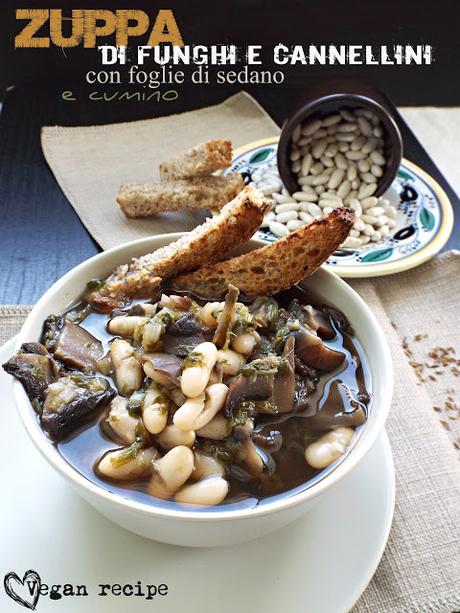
224, 137, 454, 278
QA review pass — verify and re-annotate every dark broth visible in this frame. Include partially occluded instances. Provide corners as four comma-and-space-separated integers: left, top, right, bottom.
52, 286, 371, 512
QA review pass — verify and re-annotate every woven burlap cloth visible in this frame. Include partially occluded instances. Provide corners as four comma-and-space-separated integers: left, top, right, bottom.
35, 93, 460, 610
2, 253, 459, 613
41, 91, 280, 249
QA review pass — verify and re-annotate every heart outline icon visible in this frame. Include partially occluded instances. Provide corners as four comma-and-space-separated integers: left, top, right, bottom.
4, 570, 41, 610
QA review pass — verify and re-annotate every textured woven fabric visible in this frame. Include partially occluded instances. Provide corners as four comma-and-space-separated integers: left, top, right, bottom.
2, 253, 459, 612
41, 91, 279, 249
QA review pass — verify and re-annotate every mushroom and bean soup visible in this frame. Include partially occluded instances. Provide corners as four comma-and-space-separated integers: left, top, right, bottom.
3, 284, 371, 510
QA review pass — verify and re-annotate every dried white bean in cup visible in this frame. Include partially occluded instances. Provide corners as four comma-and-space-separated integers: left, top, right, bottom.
269, 221, 289, 238
98, 447, 157, 481
287, 219, 305, 231
276, 211, 298, 223
175, 476, 229, 506
181, 342, 217, 398
275, 202, 300, 213
149, 446, 195, 499
305, 426, 354, 469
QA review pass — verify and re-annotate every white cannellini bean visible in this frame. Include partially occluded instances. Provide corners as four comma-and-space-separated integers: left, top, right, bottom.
340, 108, 355, 122
310, 161, 325, 176
383, 205, 397, 219
371, 231, 382, 242
357, 116, 373, 137
173, 393, 206, 431
273, 192, 295, 204
143, 382, 169, 434
366, 206, 385, 216
107, 396, 140, 444
107, 316, 144, 337
299, 212, 314, 224
269, 221, 289, 238
362, 137, 378, 154
304, 202, 322, 217
322, 113, 341, 127
181, 342, 218, 398
327, 168, 344, 190
275, 202, 300, 213
98, 447, 157, 480
149, 446, 194, 499
217, 348, 245, 375
387, 218, 396, 228
276, 211, 298, 223
175, 477, 229, 506
361, 172, 376, 184
174, 383, 228, 432
358, 183, 377, 199
341, 237, 362, 249
361, 214, 379, 225
196, 413, 232, 440
348, 199, 362, 215
374, 215, 389, 228
357, 159, 371, 173
302, 118, 322, 136
193, 452, 225, 479
370, 150, 385, 166
198, 302, 224, 328
232, 330, 259, 356
305, 427, 354, 469
371, 164, 383, 178
143, 360, 172, 387
361, 196, 379, 210
110, 338, 142, 397
292, 123, 301, 143
301, 153, 313, 176
287, 219, 305, 231
157, 424, 196, 449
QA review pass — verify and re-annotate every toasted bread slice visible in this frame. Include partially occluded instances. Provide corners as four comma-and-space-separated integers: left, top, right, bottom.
171, 208, 355, 299
117, 173, 244, 218
159, 139, 232, 181
92, 186, 270, 305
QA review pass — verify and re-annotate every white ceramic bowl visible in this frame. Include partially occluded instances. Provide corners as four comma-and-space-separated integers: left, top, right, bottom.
13, 234, 393, 547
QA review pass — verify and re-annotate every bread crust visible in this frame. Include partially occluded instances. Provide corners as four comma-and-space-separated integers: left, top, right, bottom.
117, 173, 244, 218
159, 139, 232, 181
94, 186, 270, 303
171, 208, 355, 299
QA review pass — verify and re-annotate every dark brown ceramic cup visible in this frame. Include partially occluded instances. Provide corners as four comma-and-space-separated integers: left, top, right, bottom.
277, 79, 403, 197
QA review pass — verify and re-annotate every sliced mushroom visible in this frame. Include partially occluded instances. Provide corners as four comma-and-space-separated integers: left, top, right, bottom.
249, 296, 279, 330
162, 313, 209, 357
42, 374, 116, 441
303, 306, 335, 340
213, 284, 239, 348
304, 381, 367, 430
294, 328, 344, 372
271, 335, 295, 413
142, 352, 182, 386
43, 316, 103, 371
3, 350, 59, 402
223, 371, 274, 418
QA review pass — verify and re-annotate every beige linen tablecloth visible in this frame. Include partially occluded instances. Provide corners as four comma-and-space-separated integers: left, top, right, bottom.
29, 92, 460, 611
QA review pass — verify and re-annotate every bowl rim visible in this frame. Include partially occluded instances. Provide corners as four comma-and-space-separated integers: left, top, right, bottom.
14, 233, 393, 522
